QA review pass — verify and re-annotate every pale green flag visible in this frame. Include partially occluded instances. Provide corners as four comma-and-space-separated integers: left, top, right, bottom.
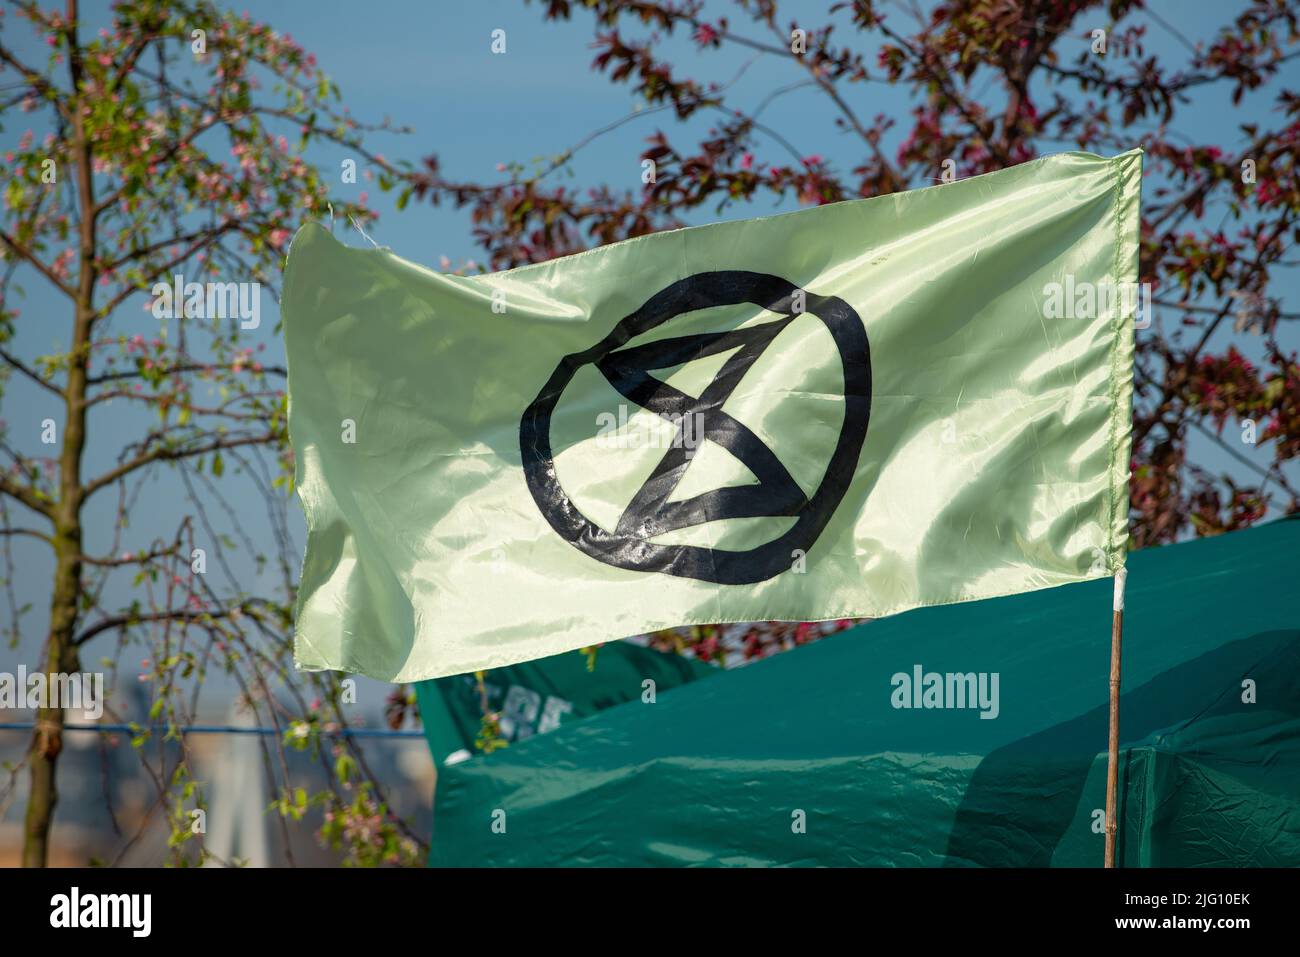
284, 150, 1139, 681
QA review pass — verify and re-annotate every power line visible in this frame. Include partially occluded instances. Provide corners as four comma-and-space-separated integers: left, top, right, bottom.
0, 722, 424, 739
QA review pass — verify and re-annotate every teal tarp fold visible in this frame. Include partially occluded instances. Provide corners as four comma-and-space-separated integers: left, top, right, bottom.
430, 518, 1300, 866
415, 642, 715, 764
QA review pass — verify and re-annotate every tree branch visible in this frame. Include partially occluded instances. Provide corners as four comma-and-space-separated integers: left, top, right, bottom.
74, 600, 265, 647
84, 433, 277, 500
0, 346, 65, 398
0, 230, 78, 300
0, 473, 53, 519
0, 526, 54, 546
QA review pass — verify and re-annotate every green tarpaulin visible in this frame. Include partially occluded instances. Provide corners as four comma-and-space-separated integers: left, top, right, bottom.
430, 518, 1300, 866
415, 642, 716, 764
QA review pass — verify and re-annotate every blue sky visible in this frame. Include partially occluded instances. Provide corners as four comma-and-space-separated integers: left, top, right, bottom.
1, 1, 1295, 708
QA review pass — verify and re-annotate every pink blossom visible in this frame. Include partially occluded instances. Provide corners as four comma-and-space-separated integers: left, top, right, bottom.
693, 23, 719, 46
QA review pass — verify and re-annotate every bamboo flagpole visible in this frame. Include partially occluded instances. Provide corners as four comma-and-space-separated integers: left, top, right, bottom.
1104, 566, 1128, 867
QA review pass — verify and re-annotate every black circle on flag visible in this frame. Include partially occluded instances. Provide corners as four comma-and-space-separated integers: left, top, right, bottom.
519, 270, 871, 585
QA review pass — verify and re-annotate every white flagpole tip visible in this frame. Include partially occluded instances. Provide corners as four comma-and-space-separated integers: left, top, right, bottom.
1113, 566, 1128, 612
348, 215, 380, 249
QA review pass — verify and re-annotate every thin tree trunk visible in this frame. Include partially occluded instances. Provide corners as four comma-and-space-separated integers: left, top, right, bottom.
22, 538, 82, 867
23, 0, 93, 867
